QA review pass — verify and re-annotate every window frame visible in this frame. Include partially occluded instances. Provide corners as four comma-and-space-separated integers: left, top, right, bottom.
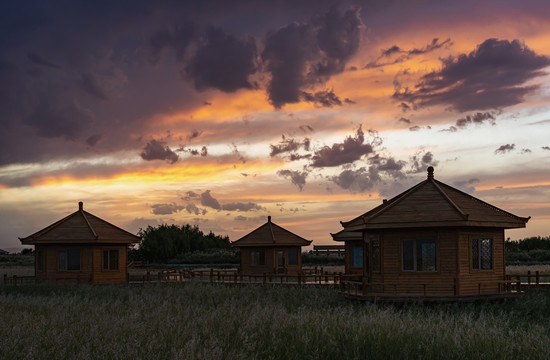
351, 246, 363, 268
471, 237, 493, 271
250, 250, 265, 266
401, 238, 437, 272
287, 249, 299, 266
58, 249, 81, 271
102, 249, 119, 271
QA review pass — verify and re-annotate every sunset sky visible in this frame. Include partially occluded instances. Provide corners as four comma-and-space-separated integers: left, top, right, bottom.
2, 0, 550, 252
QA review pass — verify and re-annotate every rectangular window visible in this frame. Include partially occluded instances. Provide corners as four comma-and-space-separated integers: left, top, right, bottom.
58, 249, 80, 271
402, 239, 437, 272
472, 238, 493, 270
103, 250, 119, 270
287, 249, 298, 266
250, 250, 265, 266
351, 247, 363, 267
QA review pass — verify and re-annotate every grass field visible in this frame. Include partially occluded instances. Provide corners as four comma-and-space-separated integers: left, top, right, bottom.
1, 280, 550, 359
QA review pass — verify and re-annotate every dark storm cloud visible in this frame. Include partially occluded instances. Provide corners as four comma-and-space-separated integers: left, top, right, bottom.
186, 27, 257, 93
394, 39, 550, 112
543, 146, 550, 151
151, 203, 184, 215
27, 53, 60, 69
23, 98, 92, 140
311, 125, 376, 167
494, 144, 515, 154
148, 23, 196, 65
79, 72, 108, 100
140, 140, 179, 164
262, 7, 362, 108
277, 169, 309, 191
301, 89, 343, 107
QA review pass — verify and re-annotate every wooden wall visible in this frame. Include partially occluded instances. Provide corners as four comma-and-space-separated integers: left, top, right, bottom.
238, 246, 303, 274
34, 244, 128, 284
362, 227, 506, 296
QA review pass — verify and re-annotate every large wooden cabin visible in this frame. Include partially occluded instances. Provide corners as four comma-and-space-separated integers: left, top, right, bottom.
232, 216, 312, 275
333, 167, 530, 300
19, 202, 140, 284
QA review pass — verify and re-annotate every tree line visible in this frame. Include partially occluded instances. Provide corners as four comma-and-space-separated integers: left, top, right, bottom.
506, 235, 550, 264
134, 224, 232, 263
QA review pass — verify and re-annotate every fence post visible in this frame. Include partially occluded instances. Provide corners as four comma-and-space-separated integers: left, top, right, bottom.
527, 270, 531, 285
536, 271, 540, 285
13, 275, 17, 286
3, 274, 6, 285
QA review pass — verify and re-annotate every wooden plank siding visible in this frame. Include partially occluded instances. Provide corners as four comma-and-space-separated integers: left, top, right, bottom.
239, 246, 303, 274
35, 244, 128, 284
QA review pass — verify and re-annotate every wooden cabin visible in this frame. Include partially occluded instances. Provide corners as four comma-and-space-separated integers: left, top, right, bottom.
333, 167, 530, 300
19, 202, 140, 284
232, 216, 312, 274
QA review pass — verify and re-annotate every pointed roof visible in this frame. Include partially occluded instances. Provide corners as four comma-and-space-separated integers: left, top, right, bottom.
19, 202, 141, 245
331, 229, 362, 242
341, 167, 530, 231
231, 216, 312, 247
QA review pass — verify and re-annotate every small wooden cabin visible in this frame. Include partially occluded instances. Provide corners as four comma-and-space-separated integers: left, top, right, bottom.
333, 167, 530, 300
19, 202, 140, 284
232, 216, 312, 274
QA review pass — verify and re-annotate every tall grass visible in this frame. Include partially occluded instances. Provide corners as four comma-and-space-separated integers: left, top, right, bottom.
1, 283, 550, 359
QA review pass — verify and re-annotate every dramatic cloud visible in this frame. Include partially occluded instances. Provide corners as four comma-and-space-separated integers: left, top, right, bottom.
366, 38, 451, 69
86, 134, 102, 147
186, 27, 257, 93
331, 167, 380, 193
140, 140, 179, 164
311, 125, 377, 167
148, 22, 196, 65
495, 144, 515, 154
456, 112, 496, 128
277, 169, 309, 191
198, 190, 263, 211
543, 146, 550, 151
151, 203, 184, 215
23, 98, 92, 140
301, 89, 343, 107
269, 136, 310, 157
394, 39, 550, 112
263, 7, 361, 108
200, 190, 221, 209
408, 151, 438, 173
79, 72, 108, 100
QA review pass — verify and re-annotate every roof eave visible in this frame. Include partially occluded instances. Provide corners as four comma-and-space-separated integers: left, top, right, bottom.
343, 220, 528, 231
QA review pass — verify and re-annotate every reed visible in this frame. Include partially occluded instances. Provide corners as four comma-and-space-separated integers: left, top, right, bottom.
1, 283, 549, 359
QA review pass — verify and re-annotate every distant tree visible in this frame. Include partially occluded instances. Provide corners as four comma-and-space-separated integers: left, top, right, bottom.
138, 224, 230, 262
21, 248, 33, 255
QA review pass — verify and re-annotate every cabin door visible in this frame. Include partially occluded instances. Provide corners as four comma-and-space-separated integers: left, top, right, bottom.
276, 250, 285, 273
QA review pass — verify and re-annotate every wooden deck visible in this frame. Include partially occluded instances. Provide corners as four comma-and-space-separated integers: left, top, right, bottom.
339, 278, 526, 302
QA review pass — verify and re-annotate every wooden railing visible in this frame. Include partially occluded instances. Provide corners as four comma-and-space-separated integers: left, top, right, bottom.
506, 271, 550, 287
339, 278, 524, 298
3, 274, 36, 285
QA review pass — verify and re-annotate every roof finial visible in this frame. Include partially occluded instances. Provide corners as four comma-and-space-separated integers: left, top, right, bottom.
268, 215, 271, 223
427, 166, 434, 180
79, 201, 83, 211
